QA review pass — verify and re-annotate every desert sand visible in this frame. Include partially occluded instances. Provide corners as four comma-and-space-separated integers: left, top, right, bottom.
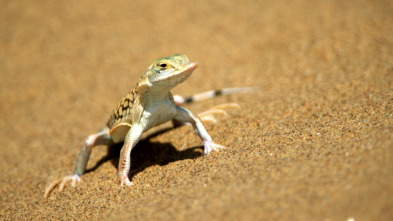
1, 0, 392, 220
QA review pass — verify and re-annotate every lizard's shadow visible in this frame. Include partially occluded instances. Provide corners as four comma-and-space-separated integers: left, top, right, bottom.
85, 127, 204, 180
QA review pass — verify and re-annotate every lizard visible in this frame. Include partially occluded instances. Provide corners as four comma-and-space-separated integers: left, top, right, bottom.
44, 54, 252, 198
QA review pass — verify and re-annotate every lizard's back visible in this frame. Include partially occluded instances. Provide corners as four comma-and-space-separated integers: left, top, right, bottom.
106, 86, 139, 142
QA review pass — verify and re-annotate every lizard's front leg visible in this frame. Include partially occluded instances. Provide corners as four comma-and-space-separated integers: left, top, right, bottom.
173, 106, 226, 155
118, 125, 144, 186
44, 128, 113, 198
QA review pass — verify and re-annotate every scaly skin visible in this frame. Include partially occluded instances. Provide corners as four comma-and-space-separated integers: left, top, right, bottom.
44, 54, 246, 198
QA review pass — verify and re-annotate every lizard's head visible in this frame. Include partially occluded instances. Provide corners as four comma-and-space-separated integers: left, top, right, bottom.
139, 54, 198, 92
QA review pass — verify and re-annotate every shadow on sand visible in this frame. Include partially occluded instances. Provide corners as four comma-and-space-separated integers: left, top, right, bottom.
85, 127, 204, 180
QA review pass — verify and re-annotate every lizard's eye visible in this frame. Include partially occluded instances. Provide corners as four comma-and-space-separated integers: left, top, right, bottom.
156, 62, 170, 71
160, 63, 167, 68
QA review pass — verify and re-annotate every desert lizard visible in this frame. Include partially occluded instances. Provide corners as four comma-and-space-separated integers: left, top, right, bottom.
44, 54, 252, 198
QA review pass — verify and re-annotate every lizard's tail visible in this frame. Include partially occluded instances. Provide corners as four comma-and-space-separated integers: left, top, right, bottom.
174, 87, 256, 105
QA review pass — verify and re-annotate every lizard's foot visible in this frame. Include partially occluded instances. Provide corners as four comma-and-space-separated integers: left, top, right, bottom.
44, 174, 81, 198
204, 140, 227, 155
198, 103, 240, 124
119, 174, 133, 187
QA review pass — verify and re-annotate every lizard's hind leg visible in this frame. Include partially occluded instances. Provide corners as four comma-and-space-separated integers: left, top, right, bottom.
44, 127, 113, 198
172, 103, 241, 126
173, 87, 252, 125
198, 103, 240, 124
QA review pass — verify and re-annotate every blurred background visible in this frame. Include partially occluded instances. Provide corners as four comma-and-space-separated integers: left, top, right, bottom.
1, 0, 392, 220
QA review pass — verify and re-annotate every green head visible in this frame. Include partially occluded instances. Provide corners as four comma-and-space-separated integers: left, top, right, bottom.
139, 54, 198, 92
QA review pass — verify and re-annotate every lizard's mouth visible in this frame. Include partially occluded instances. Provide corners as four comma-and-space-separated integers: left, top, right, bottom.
180, 62, 199, 76
170, 62, 198, 85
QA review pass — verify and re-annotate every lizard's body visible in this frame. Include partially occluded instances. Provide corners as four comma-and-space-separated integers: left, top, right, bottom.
44, 54, 250, 197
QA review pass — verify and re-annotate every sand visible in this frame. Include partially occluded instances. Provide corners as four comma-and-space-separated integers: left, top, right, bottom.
1, 0, 392, 220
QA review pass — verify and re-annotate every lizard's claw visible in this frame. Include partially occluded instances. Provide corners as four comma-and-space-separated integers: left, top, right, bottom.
44, 174, 81, 198
204, 141, 227, 155
119, 174, 133, 187
198, 103, 240, 124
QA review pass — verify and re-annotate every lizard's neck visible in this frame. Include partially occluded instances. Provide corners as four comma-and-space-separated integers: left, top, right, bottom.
136, 79, 174, 107
146, 89, 172, 104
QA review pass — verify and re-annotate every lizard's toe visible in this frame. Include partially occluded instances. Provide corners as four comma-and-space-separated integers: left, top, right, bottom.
119, 175, 133, 187
198, 110, 226, 124
59, 174, 81, 191
44, 174, 81, 198
204, 141, 227, 155
198, 103, 241, 124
